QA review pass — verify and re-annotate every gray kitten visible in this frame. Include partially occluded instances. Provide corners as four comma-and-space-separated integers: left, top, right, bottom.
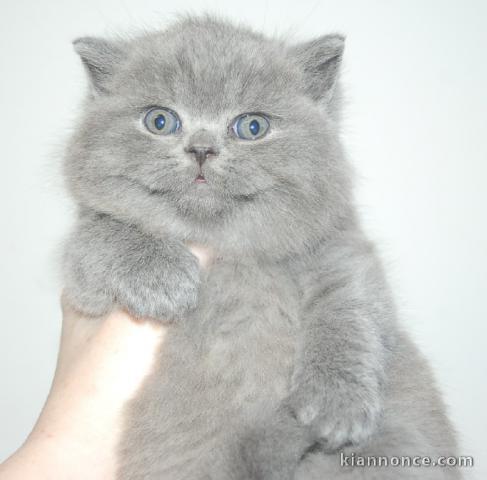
62, 15, 461, 480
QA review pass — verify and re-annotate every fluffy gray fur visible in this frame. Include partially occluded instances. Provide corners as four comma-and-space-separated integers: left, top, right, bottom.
62, 15, 460, 479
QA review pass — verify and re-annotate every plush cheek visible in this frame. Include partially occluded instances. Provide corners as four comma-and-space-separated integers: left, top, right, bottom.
214, 145, 273, 192
111, 133, 190, 186
233, 129, 322, 197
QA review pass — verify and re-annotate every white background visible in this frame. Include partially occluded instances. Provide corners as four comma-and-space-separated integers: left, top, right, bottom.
0, 0, 485, 477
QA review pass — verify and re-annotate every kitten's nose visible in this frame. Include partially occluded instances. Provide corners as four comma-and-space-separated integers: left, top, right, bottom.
185, 146, 218, 167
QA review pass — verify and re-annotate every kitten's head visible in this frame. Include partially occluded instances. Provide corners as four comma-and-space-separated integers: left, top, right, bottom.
66, 16, 354, 258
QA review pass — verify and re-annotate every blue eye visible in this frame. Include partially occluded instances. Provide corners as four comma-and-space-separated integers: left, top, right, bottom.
154, 114, 165, 130
144, 107, 181, 135
249, 119, 260, 136
232, 113, 270, 140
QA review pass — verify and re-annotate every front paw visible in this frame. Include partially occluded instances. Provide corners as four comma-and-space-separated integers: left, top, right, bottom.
114, 242, 200, 321
287, 379, 382, 451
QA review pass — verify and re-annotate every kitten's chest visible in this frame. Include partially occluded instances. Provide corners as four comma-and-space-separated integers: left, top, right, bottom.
187, 258, 301, 410
158, 263, 299, 415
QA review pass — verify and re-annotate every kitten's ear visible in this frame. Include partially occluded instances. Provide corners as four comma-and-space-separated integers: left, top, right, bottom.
291, 34, 345, 104
73, 37, 124, 95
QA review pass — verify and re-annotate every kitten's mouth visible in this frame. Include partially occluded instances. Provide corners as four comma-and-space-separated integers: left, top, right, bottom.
194, 173, 207, 184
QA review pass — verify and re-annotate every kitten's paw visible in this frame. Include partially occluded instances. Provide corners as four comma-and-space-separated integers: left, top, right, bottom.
287, 380, 382, 451
114, 242, 200, 321
63, 246, 116, 317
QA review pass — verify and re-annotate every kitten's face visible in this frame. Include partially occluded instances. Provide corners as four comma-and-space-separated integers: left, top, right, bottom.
67, 18, 351, 256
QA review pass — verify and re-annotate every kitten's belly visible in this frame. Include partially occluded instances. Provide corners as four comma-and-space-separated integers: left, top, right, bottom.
117, 260, 300, 480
